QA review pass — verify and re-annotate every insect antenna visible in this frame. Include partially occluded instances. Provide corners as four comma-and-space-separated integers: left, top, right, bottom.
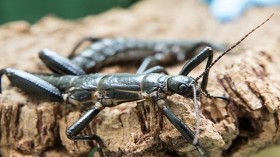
195, 13, 274, 82
191, 13, 274, 145
191, 84, 200, 145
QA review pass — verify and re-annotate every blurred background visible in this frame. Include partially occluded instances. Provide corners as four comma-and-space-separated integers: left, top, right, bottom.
0, 0, 138, 24
1, 0, 280, 24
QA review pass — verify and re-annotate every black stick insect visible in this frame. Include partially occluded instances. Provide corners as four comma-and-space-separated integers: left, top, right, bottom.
0, 14, 273, 157
38, 37, 226, 75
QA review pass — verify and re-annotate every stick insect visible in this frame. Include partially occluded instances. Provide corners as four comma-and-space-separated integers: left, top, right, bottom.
39, 38, 225, 75
0, 14, 273, 157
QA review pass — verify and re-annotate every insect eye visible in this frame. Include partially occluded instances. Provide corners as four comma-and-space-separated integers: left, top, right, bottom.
179, 84, 187, 92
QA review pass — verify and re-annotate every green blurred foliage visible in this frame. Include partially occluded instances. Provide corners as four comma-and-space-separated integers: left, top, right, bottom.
0, 0, 138, 24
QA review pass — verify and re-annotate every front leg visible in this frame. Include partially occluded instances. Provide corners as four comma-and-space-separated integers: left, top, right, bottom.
179, 47, 228, 100
162, 105, 209, 157
179, 47, 213, 91
0, 68, 63, 102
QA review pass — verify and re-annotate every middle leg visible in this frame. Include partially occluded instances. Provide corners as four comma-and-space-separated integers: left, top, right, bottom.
66, 102, 105, 156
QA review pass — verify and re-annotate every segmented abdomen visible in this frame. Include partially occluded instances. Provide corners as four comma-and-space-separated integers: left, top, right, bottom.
69, 38, 204, 73
70, 38, 156, 72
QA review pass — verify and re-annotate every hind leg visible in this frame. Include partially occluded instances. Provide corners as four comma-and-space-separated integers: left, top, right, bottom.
0, 68, 62, 102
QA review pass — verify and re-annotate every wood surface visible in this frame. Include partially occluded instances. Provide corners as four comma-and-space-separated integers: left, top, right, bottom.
1, 0, 280, 157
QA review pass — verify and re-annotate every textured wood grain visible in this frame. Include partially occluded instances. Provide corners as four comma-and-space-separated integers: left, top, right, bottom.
1, 0, 280, 157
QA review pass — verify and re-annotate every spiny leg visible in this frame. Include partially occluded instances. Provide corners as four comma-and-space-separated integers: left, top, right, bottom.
66, 102, 105, 156
69, 36, 101, 58
162, 105, 209, 157
0, 68, 63, 102
179, 47, 228, 100
39, 49, 85, 75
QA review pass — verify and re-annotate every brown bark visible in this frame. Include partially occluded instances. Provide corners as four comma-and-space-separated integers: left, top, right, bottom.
1, 50, 279, 157
1, 0, 280, 157
90, 50, 280, 157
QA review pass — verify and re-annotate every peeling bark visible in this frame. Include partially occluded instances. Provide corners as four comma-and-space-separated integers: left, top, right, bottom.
91, 51, 280, 157
1, 0, 280, 157
2, 50, 279, 157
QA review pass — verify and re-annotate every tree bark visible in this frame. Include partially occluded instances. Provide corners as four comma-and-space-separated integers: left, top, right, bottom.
1, 50, 280, 157
90, 50, 280, 157
1, 0, 280, 157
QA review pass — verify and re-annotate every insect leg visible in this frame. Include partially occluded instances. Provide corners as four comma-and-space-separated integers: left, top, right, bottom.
179, 47, 213, 86
66, 103, 105, 156
162, 105, 209, 157
0, 68, 63, 102
68, 36, 101, 58
188, 42, 226, 54
137, 41, 225, 74
39, 48, 85, 75
179, 47, 227, 99
136, 56, 158, 74
142, 66, 168, 74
